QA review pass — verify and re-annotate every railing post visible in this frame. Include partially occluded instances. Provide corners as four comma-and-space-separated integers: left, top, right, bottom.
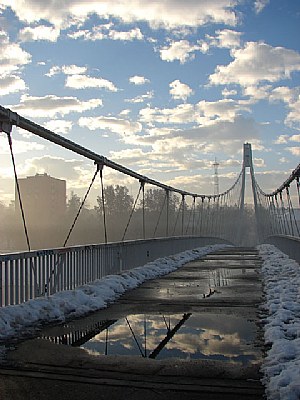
181, 194, 185, 236
0, 262, 3, 307
166, 190, 169, 237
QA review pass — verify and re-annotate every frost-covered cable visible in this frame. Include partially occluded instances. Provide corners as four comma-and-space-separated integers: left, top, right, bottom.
99, 166, 108, 244
153, 190, 167, 238
63, 166, 99, 247
286, 186, 300, 237
7, 131, 31, 252
122, 181, 143, 241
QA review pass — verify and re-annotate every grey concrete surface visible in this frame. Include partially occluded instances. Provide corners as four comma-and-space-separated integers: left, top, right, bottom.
0, 247, 264, 399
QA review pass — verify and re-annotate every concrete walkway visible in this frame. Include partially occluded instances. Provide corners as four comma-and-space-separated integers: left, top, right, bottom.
0, 247, 264, 399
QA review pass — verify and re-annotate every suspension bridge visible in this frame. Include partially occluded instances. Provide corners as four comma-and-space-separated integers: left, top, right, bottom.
0, 104, 299, 308
1, 104, 300, 400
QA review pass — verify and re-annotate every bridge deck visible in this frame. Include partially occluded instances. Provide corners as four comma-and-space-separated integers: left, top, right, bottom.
0, 247, 264, 399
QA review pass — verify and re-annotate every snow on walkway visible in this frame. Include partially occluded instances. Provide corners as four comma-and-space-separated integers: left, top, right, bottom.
0, 244, 226, 344
258, 244, 300, 400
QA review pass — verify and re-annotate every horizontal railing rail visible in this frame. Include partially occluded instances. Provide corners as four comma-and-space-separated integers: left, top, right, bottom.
264, 234, 300, 264
0, 236, 231, 307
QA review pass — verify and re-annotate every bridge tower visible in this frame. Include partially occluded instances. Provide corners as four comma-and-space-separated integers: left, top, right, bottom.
240, 143, 258, 210
212, 157, 220, 195
239, 143, 260, 244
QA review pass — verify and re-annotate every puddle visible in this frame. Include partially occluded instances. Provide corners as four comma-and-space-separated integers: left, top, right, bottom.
41, 312, 261, 365
4, 253, 261, 370
151, 267, 255, 300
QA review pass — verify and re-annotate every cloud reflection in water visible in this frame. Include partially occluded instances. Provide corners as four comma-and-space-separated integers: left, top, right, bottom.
81, 312, 261, 365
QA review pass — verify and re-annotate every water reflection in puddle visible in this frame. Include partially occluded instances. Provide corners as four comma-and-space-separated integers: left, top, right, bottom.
80, 313, 260, 364
42, 312, 261, 365
154, 267, 255, 299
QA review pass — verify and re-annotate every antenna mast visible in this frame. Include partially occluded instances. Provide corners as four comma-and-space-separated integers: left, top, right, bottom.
213, 157, 219, 195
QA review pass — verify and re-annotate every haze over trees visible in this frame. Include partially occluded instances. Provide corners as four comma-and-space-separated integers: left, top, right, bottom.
0, 185, 256, 253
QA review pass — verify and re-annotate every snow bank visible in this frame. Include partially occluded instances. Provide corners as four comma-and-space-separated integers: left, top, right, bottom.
0, 244, 227, 342
258, 244, 300, 400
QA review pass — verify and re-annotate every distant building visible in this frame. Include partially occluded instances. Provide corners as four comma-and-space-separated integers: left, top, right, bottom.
15, 173, 66, 227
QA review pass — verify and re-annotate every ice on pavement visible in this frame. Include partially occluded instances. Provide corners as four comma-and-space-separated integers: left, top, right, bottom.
2, 241, 299, 400
0, 244, 226, 342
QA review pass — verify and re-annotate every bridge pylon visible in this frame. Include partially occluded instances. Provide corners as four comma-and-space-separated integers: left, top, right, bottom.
240, 143, 260, 243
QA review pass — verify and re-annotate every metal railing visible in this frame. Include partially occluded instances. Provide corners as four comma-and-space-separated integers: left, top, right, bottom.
0, 236, 230, 307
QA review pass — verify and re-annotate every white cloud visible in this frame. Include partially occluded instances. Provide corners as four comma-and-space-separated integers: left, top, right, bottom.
275, 133, 300, 145
44, 120, 73, 134
68, 26, 144, 42
279, 157, 288, 164
254, 0, 269, 14
65, 74, 118, 91
0, 134, 44, 155
17, 155, 114, 196
129, 75, 150, 85
10, 94, 103, 117
21, 156, 81, 179
109, 148, 150, 164
119, 109, 131, 116
46, 66, 61, 77
109, 28, 143, 41
67, 30, 95, 40
197, 99, 249, 124
274, 135, 289, 144
46, 64, 88, 77
197, 40, 210, 54
209, 29, 242, 49
139, 99, 249, 126
113, 113, 260, 172
62, 65, 87, 75
289, 134, 300, 142
210, 41, 300, 87
285, 98, 300, 130
221, 159, 241, 168
68, 27, 105, 41
0, 29, 30, 95
269, 86, 300, 104
269, 87, 300, 130
109, 142, 214, 174
222, 88, 237, 97
0, 29, 31, 76
139, 103, 195, 124
18, 25, 60, 42
125, 91, 153, 103
253, 157, 266, 167
47, 67, 116, 105
159, 40, 199, 64
286, 147, 300, 156
73, 112, 260, 181
78, 116, 142, 136
169, 80, 194, 101
253, 169, 294, 194
195, 29, 242, 56
0, 74, 26, 96
242, 85, 271, 102
3, 1, 238, 30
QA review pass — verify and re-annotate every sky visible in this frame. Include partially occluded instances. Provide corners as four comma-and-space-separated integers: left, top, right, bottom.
0, 0, 300, 205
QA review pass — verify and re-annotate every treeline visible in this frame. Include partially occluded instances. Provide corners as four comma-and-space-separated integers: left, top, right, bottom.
0, 185, 257, 252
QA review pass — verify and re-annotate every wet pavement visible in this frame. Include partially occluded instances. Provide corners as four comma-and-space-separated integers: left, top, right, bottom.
0, 247, 264, 399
